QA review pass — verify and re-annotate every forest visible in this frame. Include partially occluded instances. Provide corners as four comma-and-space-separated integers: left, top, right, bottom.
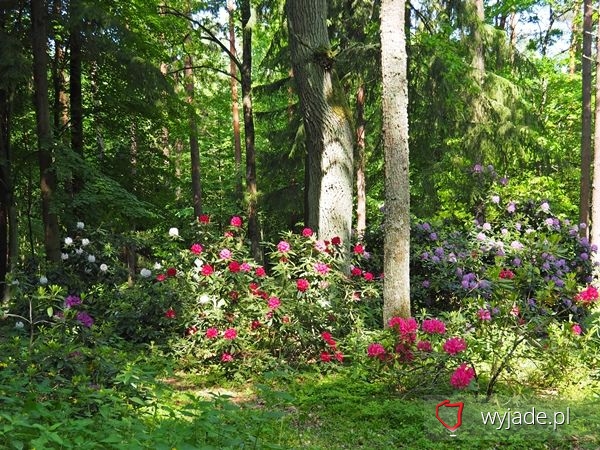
1, 0, 600, 448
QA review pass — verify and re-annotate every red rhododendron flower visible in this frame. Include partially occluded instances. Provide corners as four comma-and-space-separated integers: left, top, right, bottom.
166, 267, 177, 277
353, 243, 365, 255
321, 331, 336, 347
156, 273, 166, 282
395, 343, 414, 363
499, 268, 515, 279
421, 318, 446, 334
296, 278, 310, 292
443, 337, 467, 355
450, 363, 475, 389
334, 352, 344, 363
255, 267, 266, 277
221, 353, 234, 362
230, 216, 242, 227
331, 236, 341, 245
367, 342, 386, 360
205, 327, 218, 339
251, 320, 261, 330
164, 308, 176, 319
201, 264, 214, 276
229, 290, 239, 300
302, 227, 313, 237
228, 261, 241, 273
249, 282, 260, 293
190, 243, 203, 254
320, 352, 332, 362
198, 214, 210, 224
223, 328, 237, 340
363, 272, 374, 281
351, 266, 362, 277
417, 340, 433, 352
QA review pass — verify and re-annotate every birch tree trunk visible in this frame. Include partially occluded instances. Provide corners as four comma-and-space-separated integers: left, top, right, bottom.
381, 0, 411, 322
286, 0, 354, 256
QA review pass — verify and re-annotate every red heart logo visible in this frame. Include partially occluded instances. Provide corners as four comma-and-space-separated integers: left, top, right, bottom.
435, 399, 464, 432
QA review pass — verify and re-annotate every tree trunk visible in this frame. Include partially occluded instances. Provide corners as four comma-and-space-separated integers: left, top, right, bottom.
381, 0, 411, 322
590, 11, 600, 258
0, 87, 12, 298
355, 84, 366, 239
570, 0, 582, 76
31, 0, 61, 262
185, 42, 202, 217
287, 0, 355, 256
241, 0, 262, 262
579, 0, 593, 236
69, 0, 84, 195
228, 1, 243, 202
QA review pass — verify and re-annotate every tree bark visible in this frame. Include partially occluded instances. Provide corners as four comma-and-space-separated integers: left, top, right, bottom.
185, 35, 202, 217
580, 0, 593, 236
381, 0, 411, 322
69, 0, 84, 195
228, 1, 243, 202
590, 11, 600, 258
355, 84, 366, 239
241, 0, 261, 262
287, 0, 355, 256
31, 0, 61, 262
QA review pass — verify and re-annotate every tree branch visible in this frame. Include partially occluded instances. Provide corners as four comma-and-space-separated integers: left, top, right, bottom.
168, 64, 241, 83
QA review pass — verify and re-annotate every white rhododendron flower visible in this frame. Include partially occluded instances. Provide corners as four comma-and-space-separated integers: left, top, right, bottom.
140, 268, 152, 278
168, 227, 179, 237
87, 255, 96, 263
39, 276, 48, 285
61, 253, 69, 260
81, 238, 90, 246
64, 237, 73, 246
75, 248, 83, 255
76, 221, 85, 229
15, 321, 24, 329
100, 264, 108, 272
153, 262, 162, 270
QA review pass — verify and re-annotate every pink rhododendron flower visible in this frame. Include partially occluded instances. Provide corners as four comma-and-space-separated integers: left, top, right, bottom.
255, 266, 266, 277
450, 363, 475, 389
320, 352, 332, 362
575, 285, 599, 304
201, 264, 214, 276
367, 342, 386, 360
198, 214, 210, 224
190, 243, 203, 254
296, 278, 310, 292
221, 353, 234, 362
164, 308, 176, 319
389, 317, 418, 342
277, 240, 291, 253
205, 327, 218, 339
314, 262, 330, 275
224, 231, 234, 238
240, 262, 252, 272
156, 273, 166, 282
334, 352, 344, 362
302, 227, 313, 237
282, 316, 290, 323
219, 248, 232, 260
76, 311, 94, 327
443, 337, 467, 355
223, 328, 237, 340
422, 318, 447, 334
571, 323, 582, 335
230, 216, 242, 227
267, 296, 281, 309
351, 266, 362, 277
416, 340, 432, 352
395, 343, 414, 363
186, 325, 198, 336
363, 272, 374, 281
64, 295, 82, 308
477, 309, 491, 321
353, 243, 365, 255
510, 305, 520, 317
315, 240, 328, 252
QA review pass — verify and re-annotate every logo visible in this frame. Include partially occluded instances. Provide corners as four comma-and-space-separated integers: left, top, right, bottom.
435, 399, 464, 433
